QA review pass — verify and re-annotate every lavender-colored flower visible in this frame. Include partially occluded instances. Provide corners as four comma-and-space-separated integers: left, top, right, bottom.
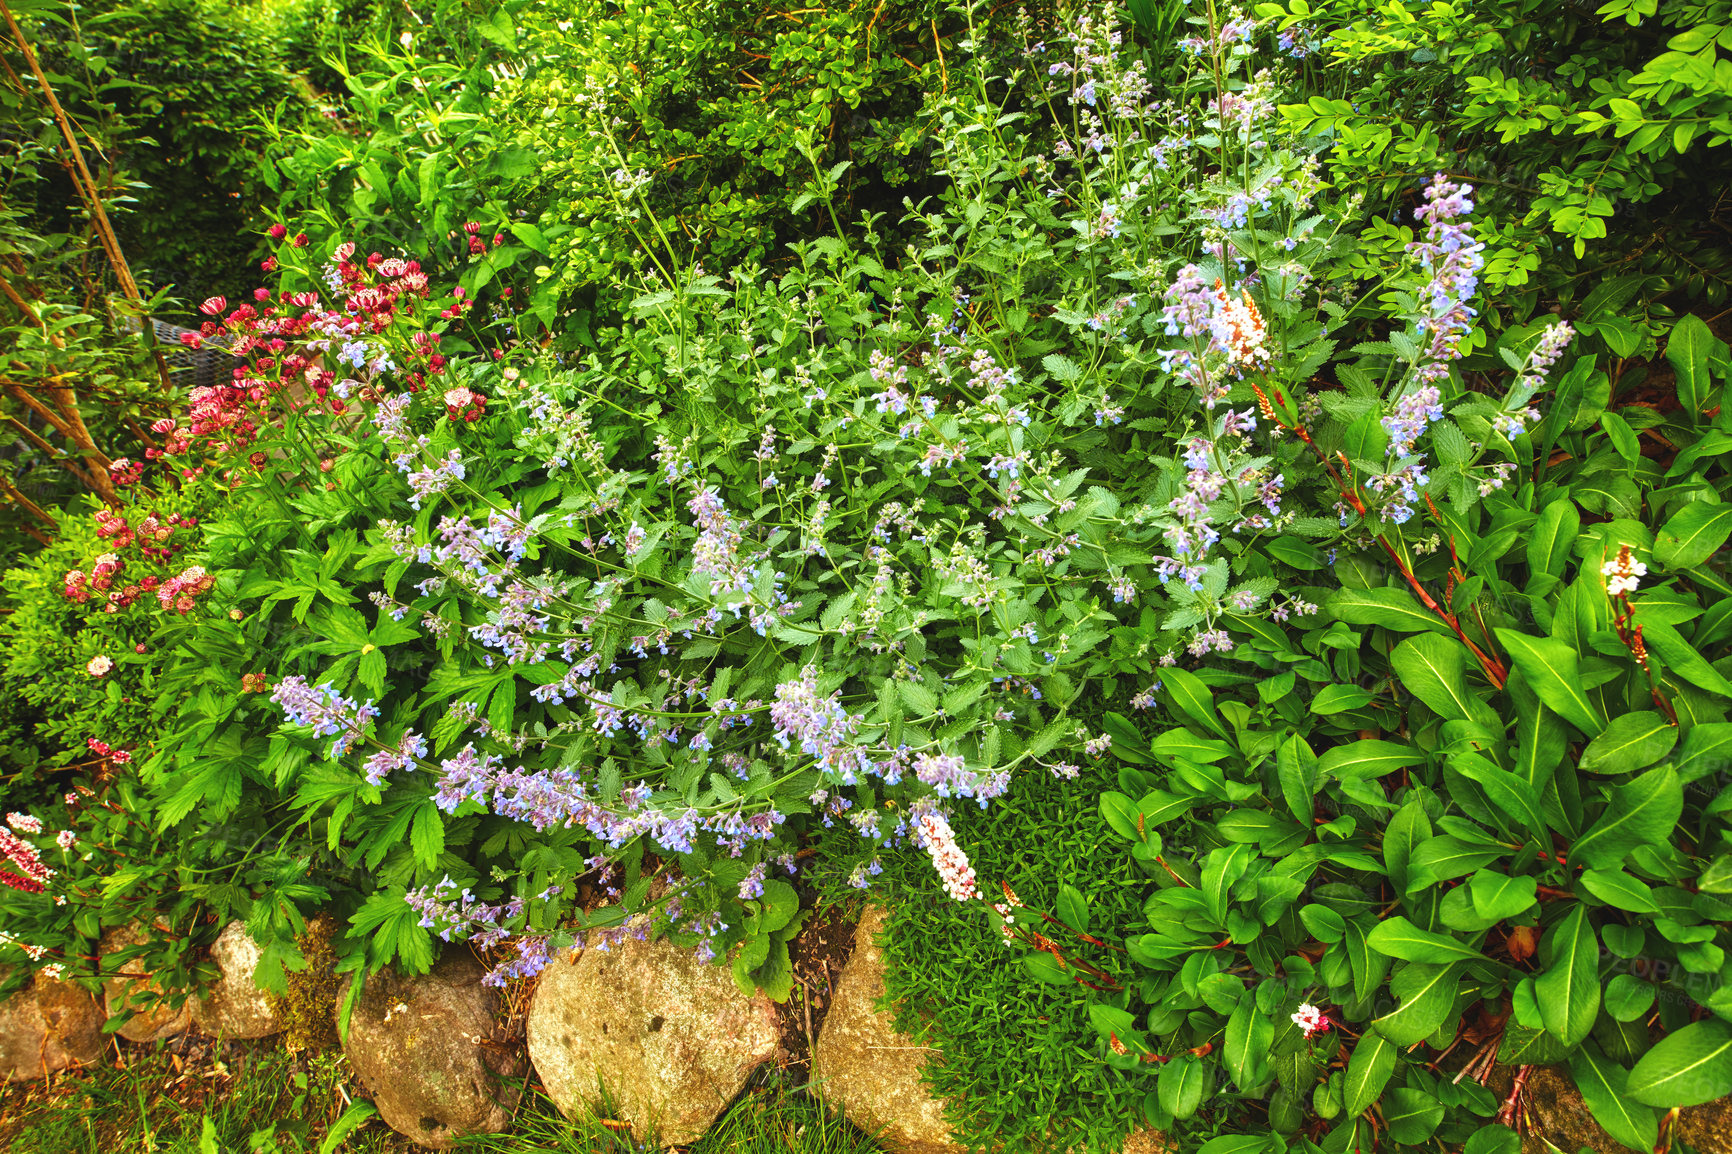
272, 676, 379, 758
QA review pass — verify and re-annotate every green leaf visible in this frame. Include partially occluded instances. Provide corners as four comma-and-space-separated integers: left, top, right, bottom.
1667, 313, 1720, 417
1628, 1019, 1732, 1106
1643, 620, 1732, 698
1278, 733, 1318, 825
1383, 1086, 1445, 1145
409, 803, 443, 871
1318, 740, 1424, 779
1579, 711, 1679, 772
1158, 1054, 1210, 1120
1570, 767, 1685, 869
1371, 962, 1464, 1046
1327, 587, 1452, 635
1224, 997, 1274, 1090
1310, 684, 1374, 714
1451, 753, 1549, 841
1342, 1030, 1397, 1116
1162, 667, 1230, 740
1571, 1044, 1660, 1151
1655, 502, 1732, 570
1528, 499, 1581, 582
1390, 634, 1484, 723
1056, 884, 1090, 935
1579, 869, 1660, 913
1604, 974, 1657, 1021
319, 1101, 380, 1154
1536, 907, 1599, 1047
1496, 630, 1606, 735
1366, 917, 1486, 964
1469, 870, 1538, 921
1101, 792, 1141, 841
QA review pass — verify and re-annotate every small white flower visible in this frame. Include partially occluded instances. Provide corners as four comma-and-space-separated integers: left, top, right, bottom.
85, 655, 113, 677
1601, 546, 1647, 597
1292, 1003, 1330, 1039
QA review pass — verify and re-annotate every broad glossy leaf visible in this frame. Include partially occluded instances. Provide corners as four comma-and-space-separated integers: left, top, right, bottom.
1451, 752, 1549, 841
1655, 501, 1732, 570
1278, 733, 1318, 825
1676, 722, 1732, 783
1571, 1044, 1659, 1151
1496, 630, 1605, 735
1391, 634, 1484, 723
1224, 997, 1274, 1091
1571, 767, 1685, 869
1371, 962, 1463, 1046
1604, 975, 1657, 1022
1469, 870, 1538, 921
1383, 1086, 1445, 1145
1667, 313, 1720, 417
1366, 917, 1486, 964
1527, 498, 1581, 582
1318, 739, 1424, 779
1342, 1030, 1397, 1116
1158, 1053, 1209, 1120
1628, 1019, 1732, 1106
1579, 711, 1678, 773
1579, 868, 1660, 913
1327, 587, 1451, 635
1536, 907, 1599, 1047
1162, 666, 1230, 740
1642, 620, 1732, 698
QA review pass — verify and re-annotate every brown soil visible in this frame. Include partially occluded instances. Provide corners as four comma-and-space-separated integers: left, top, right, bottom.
768, 898, 859, 1083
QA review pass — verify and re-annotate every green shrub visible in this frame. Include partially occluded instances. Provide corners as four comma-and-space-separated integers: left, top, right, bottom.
1265, 0, 1732, 318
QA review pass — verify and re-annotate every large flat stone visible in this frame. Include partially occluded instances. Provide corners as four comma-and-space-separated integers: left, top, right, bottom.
810, 906, 963, 1154
342, 951, 524, 1150
527, 931, 780, 1146
191, 921, 280, 1039
0, 969, 104, 1080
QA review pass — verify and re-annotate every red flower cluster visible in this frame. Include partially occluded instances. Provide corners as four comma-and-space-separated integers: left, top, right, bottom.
87, 738, 133, 764
155, 565, 214, 614
443, 386, 487, 423
0, 828, 52, 893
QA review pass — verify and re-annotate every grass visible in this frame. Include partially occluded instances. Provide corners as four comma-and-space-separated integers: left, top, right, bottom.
811, 757, 1153, 1154
0, 1040, 406, 1153
0, 1036, 880, 1154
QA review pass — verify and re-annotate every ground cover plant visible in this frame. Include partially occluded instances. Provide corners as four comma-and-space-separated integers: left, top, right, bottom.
1, 0, 1732, 1152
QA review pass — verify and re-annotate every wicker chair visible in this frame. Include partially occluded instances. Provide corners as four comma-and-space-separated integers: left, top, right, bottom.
119, 316, 246, 391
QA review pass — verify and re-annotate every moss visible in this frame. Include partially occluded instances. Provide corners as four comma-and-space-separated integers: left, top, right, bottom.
270, 914, 340, 1054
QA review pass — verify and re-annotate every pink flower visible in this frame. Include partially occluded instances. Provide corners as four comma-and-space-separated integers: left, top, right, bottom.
55, 831, 75, 851
199, 296, 227, 316
151, 417, 176, 435
916, 811, 978, 902
6, 813, 41, 834
268, 223, 287, 240
1292, 1003, 1330, 1039
86, 655, 113, 676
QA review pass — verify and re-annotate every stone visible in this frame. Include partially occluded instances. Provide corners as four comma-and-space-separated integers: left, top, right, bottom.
1501, 1063, 1732, 1154
341, 950, 523, 1150
100, 924, 193, 1043
0, 969, 105, 1080
1120, 1130, 1174, 1154
810, 906, 964, 1154
527, 930, 780, 1146
191, 921, 280, 1039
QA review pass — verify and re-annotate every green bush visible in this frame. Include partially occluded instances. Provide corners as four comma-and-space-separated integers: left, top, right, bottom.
1266, 0, 1732, 319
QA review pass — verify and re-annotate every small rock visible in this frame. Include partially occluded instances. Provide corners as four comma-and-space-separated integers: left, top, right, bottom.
0, 968, 105, 1080
192, 921, 280, 1039
527, 931, 780, 1146
810, 906, 964, 1154
100, 925, 192, 1043
342, 951, 523, 1149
